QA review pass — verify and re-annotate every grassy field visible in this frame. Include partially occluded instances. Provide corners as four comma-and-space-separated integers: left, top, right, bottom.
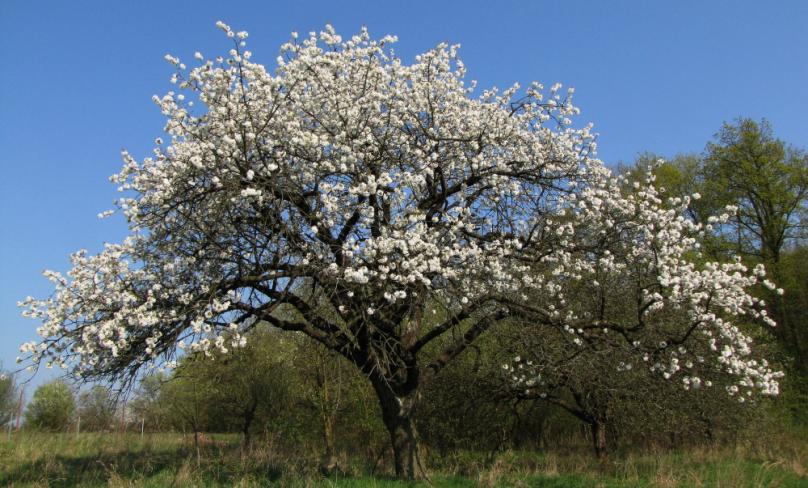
1, 431, 806, 487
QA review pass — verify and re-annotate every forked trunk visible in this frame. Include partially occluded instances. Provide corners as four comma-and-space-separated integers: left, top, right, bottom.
371, 377, 422, 480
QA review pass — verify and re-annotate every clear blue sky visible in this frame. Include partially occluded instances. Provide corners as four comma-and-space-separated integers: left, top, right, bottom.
1, 0, 807, 394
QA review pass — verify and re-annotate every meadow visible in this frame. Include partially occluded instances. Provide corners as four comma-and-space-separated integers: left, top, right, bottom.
1, 430, 805, 487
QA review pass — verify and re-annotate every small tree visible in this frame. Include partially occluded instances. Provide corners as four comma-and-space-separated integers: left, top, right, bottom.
25, 380, 75, 432
502, 320, 766, 459
129, 372, 170, 432
177, 327, 292, 449
623, 130, 808, 375
19, 24, 783, 479
77, 385, 116, 432
289, 330, 371, 474
161, 363, 211, 452
503, 327, 625, 460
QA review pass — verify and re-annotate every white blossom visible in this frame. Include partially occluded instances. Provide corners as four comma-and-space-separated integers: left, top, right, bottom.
17, 24, 781, 401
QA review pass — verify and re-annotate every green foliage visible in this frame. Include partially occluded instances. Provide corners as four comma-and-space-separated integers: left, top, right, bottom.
287, 331, 386, 467
418, 337, 516, 454
703, 118, 807, 262
25, 380, 76, 432
172, 328, 293, 442
160, 364, 213, 436
152, 326, 386, 465
778, 247, 808, 372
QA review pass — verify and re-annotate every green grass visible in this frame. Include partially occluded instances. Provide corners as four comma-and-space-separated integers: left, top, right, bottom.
1, 431, 805, 487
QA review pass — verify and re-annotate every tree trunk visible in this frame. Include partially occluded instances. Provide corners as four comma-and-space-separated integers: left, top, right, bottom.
385, 407, 418, 480
371, 377, 422, 480
591, 420, 607, 461
242, 398, 258, 451
242, 413, 253, 450
319, 413, 338, 476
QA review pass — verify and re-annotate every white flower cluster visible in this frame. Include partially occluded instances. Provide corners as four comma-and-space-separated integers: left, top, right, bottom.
502, 164, 782, 397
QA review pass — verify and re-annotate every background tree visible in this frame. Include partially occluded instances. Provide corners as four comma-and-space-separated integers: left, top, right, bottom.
161, 366, 211, 453
773, 246, 808, 418
77, 385, 116, 432
18, 24, 784, 480
417, 337, 516, 456
618, 139, 808, 424
702, 118, 807, 263
25, 380, 76, 432
501, 318, 766, 459
180, 327, 293, 450
129, 372, 170, 432
291, 332, 357, 474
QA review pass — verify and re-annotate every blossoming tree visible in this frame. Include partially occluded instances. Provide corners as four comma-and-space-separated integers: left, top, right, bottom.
20, 24, 782, 479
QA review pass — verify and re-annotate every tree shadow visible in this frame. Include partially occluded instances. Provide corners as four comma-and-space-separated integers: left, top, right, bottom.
0, 443, 284, 486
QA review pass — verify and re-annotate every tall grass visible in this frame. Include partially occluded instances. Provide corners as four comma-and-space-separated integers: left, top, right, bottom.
1, 429, 805, 487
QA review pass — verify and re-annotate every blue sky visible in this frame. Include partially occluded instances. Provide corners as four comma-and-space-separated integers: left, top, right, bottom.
1, 0, 806, 394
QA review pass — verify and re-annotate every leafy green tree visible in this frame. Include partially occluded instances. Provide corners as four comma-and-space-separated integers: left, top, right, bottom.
161, 363, 212, 450
25, 380, 76, 432
188, 328, 293, 449
775, 246, 808, 416
288, 331, 383, 474
702, 118, 807, 263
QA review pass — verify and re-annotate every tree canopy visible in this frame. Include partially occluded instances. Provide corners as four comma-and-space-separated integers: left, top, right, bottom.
25, 380, 75, 432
